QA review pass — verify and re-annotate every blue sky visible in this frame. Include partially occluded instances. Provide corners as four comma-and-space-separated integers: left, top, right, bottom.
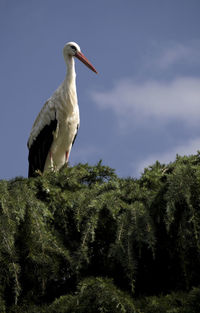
1, 0, 200, 179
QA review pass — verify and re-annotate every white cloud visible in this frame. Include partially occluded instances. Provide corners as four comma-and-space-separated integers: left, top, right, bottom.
92, 77, 200, 128
151, 41, 200, 69
92, 40, 200, 129
91, 40, 200, 177
135, 137, 200, 176
141, 40, 200, 71
157, 44, 190, 68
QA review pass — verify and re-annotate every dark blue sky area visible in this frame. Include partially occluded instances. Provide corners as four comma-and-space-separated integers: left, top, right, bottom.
1, 0, 200, 179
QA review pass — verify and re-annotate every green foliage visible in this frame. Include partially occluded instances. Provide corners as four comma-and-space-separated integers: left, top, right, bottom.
49, 277, 136, 313
135, 287, 200, 313
0, 156, 200, 312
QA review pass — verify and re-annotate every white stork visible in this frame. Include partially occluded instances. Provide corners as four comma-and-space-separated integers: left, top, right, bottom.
27, 42, 97, 177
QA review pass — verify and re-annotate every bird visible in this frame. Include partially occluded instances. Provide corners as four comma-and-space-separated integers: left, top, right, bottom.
27, 42, 97, 177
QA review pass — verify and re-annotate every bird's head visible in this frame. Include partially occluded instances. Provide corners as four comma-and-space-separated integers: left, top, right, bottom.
63, 42, 97, 74
63, 42, 81, 57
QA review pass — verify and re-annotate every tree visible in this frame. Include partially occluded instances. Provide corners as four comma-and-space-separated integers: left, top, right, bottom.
0, 157, 200, 312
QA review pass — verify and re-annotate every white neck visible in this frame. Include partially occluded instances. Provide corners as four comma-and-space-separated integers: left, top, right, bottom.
60, 55, 78, 111
65, 55, 76, 84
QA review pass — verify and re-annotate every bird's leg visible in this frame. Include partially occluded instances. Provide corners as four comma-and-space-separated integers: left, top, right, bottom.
50, 151, 54, 170
65, 151, 69, 164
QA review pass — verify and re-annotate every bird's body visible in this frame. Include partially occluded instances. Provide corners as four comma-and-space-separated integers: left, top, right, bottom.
27, 42, 97, 177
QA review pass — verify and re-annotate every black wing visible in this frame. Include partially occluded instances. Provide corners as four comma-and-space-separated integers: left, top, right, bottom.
72, 124, 79, 147
28, 119, 57, 177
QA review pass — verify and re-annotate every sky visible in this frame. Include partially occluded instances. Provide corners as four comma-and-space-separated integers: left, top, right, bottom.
1, 0, 200, 179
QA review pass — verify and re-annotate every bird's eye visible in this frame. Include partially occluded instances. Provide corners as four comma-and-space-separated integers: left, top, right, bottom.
70, 45, 77, 51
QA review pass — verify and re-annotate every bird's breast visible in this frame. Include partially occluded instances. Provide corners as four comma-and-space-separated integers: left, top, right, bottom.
52, 108, 79, 152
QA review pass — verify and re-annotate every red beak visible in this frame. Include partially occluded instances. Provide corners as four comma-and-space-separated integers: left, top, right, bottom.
75, 51, 98, 74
